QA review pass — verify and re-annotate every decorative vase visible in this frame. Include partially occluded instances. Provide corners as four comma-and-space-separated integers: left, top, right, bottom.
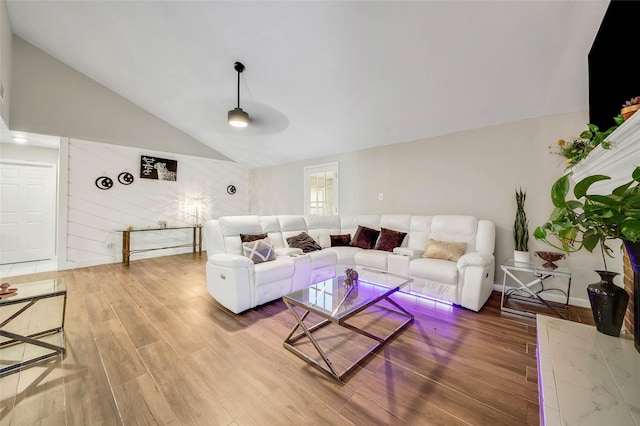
622, 240, 640, 353
513, 250, 530, 264
587, 270, 629, 337
621, 104, 640, 121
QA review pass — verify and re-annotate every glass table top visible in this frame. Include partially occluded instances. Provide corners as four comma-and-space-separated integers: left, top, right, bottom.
501, 259, 571, 276
284, 269, 412, 320
0, 278, 66, 305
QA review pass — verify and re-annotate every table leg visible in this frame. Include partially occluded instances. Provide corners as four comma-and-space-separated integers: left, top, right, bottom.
122, 231, 130, 266
198, 226, 203, 255
192, 226, 196, 253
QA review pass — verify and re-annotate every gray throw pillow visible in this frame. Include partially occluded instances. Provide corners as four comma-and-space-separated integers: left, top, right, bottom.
242, 237, 276, 264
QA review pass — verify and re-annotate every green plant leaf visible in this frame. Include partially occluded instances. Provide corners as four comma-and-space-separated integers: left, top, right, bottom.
551, 175, 570, 207
534, 227, 547, 240
574, 175, 610, 199
588, 123, 600, 133
633, 166, 640, 182
614, 114, 625, 125
583, 234, 600, 252
621, 218, 640, 242
586, 194, 619, 206
613, 181, 634, 196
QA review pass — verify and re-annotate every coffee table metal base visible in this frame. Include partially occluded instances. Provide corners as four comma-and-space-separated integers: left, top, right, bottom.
283, 296, 413, 383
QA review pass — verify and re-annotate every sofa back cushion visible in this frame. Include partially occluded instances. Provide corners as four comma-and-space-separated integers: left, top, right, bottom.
260, 216, 285, 248
406, 216, 433, 251
430, 215, 478, 253
219, 215, 263, 255
305, 215, 342, 248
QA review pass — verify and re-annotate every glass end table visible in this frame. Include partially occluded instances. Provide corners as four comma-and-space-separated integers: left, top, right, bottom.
0, 278, 67, 377
500, 259, 572, 320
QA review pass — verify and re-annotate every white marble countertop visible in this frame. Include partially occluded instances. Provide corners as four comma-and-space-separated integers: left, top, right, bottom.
537, 315, 640, 425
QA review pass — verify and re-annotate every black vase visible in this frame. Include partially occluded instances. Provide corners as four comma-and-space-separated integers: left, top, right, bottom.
587, 270, 629, 337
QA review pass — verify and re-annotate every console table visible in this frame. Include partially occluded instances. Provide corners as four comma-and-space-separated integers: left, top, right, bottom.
120, 225, 202, 266
537, 315, 639, 425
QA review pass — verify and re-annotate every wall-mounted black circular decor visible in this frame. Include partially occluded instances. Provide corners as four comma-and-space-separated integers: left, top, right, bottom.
95, 176, 113, 190
118, 172, 134, 185
227, 185, 236, 195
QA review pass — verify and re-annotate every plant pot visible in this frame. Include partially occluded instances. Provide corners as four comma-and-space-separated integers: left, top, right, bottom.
621, 104, 640, 121
587, 270, 629, 337
513, 250, 530, 264
623, 240, 640, 353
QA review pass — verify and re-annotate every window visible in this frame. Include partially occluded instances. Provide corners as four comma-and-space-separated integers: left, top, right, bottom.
304, 163, 338, 216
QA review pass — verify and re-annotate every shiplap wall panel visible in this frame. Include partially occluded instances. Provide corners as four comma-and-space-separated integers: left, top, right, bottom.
66, 139, 248, 267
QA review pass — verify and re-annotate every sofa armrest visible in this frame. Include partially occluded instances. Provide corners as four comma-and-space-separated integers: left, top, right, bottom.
393, 247, 423, 258
208, 253, 254, 268
457, 252, 494, 269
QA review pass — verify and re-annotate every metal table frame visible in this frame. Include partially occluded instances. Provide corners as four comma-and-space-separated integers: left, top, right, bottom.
0, 279, 67, 377
283, 273, 414, 383
500, 260, 572, 320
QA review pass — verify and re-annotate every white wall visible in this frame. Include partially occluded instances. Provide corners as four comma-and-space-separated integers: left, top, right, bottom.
0, 143, 58, 163
0, 0, 11, 123
61, 139, 248, 269
250, 110, 624, 307
10, 36, 229, 161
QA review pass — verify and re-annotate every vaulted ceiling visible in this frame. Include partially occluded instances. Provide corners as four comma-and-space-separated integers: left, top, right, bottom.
5, 1, 609, 168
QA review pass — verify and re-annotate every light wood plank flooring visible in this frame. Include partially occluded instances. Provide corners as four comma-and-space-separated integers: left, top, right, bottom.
0, 254, 594, 425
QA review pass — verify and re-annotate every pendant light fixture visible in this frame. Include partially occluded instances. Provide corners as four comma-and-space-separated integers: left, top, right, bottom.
228, 61, 249, 127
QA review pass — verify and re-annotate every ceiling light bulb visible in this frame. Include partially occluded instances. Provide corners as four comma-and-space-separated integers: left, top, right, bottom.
228, 107, 249, 128
13, 137, 27, 143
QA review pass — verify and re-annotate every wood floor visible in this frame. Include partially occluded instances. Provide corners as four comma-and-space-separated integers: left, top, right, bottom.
0, 253, 595, 426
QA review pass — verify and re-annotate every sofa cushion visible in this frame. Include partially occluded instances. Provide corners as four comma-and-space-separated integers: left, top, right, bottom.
374, 228, 407, 252
410, 258, 458, 284
242, 238, 276, 264
240, 233, 267, 243
424, 239, 467, 262
354, 250, 390, 271
351, 225, 380, 249
324, 246, 362, 266
331, 234, 351, 246
308, 249, 338, 270
286, 232, 321, 253
253, 257, 295, 286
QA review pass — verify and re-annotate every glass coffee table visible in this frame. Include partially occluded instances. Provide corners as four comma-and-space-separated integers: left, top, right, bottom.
0, 278, 67, 377
283, 269, 413, 382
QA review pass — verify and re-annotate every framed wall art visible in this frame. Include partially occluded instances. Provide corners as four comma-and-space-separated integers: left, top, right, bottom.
140, 155, 178, 181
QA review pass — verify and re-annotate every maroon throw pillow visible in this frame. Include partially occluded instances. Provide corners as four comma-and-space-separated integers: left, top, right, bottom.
350, 225, 380, 249
330, 234, 351, 247
240, 233, 267, 243
374, 227, 407, 252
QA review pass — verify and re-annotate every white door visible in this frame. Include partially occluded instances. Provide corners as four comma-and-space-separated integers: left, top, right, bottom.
304, 163, 339, 216
0, 162, 56, 264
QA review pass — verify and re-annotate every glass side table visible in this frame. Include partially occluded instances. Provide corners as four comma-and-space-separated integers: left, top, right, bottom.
500, 259, 571, 320
0, 278, 67, 377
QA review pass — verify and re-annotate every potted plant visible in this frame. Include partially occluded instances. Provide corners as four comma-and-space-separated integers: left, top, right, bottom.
534, 166, 640, 337
513, 188, 530, 263
553, 115, 624, 169
621, 96, 640, 121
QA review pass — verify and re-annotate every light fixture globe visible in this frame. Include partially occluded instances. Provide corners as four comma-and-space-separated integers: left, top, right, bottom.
228, 61, 249, 128
228, 107, 249, 127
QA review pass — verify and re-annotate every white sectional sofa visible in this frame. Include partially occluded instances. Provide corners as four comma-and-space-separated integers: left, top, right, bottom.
204, 214, 495, 314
